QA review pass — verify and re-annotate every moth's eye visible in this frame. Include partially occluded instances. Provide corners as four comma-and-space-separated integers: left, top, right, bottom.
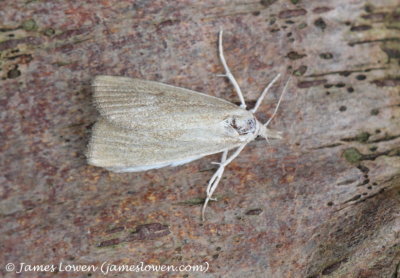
247, 119, 256, 129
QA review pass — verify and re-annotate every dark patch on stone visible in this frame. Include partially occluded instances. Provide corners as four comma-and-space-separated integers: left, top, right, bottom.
321, 258, 349, 275
157, 19, 181, 30
314, 17, 327, 30
278, 9, 307, 19
372, 78, 400, 87
245, 208, 263, 215
361, 12, 387, 21
43, 28, 55, 37
293, 65, 307, 76
106, 226, 125, 234
313, 7, 333, 14
97, 238, 121, 247
350, 25, 372, 32
298, 22, 307, 29
356, 132, 370, 143
381, 47, 400, 59
342, 132, 370, 143
53, 27, 91, 40
7, 66, 21, 79
320, 52, 333, 59
346, 194, 361, 202
343, 148, 362, 163
0, 36, 42, 51
178, 197, 206, 205
297, 79, 327, 88
260, 0, 277, 7
357, 165, 369, 173
21, 19, 37, 31
339, 71, 351, 77
370, 108, 379, 115
7, 53, 33, 64
287, 51, 306, 60
125, 223, 170, 241
364, 4, 374, 13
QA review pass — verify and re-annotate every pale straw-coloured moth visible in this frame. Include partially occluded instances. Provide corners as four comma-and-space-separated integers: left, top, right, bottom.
87, 30, 289, 220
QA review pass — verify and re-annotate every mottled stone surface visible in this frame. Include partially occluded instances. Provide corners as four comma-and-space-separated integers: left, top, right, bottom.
1, 1, 400, 277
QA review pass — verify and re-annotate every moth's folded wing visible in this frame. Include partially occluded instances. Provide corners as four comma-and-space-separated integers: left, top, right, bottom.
87, 117, 242, 172
91, 75, 247, 130
89, 76, 254, 172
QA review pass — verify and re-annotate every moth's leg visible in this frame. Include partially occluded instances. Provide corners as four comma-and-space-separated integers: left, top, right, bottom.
210, 149, 228, 167
218, 30, 247, 109
206, 149, 228, 200
202, 144, 247, 220
251, 74, 281, 113
202, 165, 226, 221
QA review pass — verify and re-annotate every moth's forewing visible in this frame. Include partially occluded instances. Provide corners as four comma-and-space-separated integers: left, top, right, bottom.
87, 76, 255, 172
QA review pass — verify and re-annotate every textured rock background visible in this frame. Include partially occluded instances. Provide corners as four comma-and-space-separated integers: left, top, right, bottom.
1, 0, 400, 277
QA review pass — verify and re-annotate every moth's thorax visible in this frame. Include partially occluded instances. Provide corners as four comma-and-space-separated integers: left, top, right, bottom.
224, 114, 258, 141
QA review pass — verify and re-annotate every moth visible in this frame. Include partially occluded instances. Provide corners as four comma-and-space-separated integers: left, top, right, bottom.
87, 30, 288, 220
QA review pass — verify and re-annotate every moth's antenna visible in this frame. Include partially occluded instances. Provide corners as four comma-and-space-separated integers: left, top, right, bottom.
251, 73, 281, 113
218, 29, 247, 109
264, 76, 291, 127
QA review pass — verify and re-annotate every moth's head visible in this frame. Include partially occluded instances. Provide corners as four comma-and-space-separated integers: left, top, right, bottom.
225, 115, 282, 142
256, 120, 282, 141
225, 115, 257, 138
